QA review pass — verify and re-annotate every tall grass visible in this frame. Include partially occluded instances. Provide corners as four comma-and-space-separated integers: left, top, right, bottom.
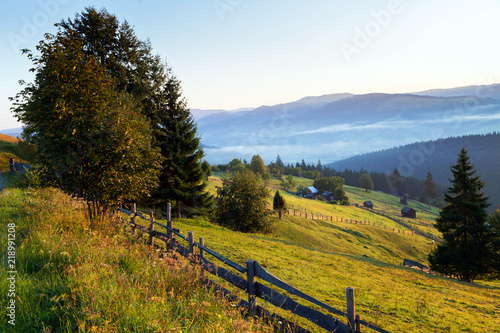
0, 188, 273, 332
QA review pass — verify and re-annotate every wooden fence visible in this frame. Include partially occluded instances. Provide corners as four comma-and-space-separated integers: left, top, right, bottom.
9, 158, 31, 175
114, 203, 390, 333
286, 203, 416, 237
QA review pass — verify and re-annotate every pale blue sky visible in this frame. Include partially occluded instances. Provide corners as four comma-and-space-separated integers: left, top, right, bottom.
2, 0, 500, 130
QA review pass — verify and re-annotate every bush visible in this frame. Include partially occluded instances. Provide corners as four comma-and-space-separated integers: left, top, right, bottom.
213, 169, 272, 233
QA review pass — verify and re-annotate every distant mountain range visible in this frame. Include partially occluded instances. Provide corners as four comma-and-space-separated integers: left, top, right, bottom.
0, 127, 22, 138
196, 83, 500, 164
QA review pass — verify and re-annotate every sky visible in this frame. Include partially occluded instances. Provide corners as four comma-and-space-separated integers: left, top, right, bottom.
1, 0, 500, 130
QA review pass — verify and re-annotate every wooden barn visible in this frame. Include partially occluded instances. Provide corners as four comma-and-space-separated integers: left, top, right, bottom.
401, 206, 416, 218
321, 190, 334, 201
363, 200, 374, 209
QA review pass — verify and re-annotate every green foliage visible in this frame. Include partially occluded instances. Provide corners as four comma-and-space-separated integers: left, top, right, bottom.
213, 169, 272, 233
228, 158, 245, 173
429, 148, 492, 282
358, 173, 374, 192
313, 176, 345, 194
487, 207, 500, 279
202, 161, 212, 177
421, 171, 438, 204
280, 175, 296, 190
11, 30, 160, 218
273, 190, 287, 219
149, 70, 213, 218
250, 154, 266, 176
268, 162, 282, 178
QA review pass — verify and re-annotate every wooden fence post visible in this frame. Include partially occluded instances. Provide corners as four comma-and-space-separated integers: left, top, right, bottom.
346, 287, 356, 333
131, 203, 137, 235
199, 237, 204, 259
188, 231, 194, 256
246, 260, 257, 316
166, 203, 173, 241
149, 211, 155, 247
355, 314, 361, 333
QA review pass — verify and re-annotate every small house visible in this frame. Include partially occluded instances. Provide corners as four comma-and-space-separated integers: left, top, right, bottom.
399, 196, 407, 205
304, 186, 318, 199
321, 190, 334, 201
363, 200, 374, 209
401, 206, 416, 218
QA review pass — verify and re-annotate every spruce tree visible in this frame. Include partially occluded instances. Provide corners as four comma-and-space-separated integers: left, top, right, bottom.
421, 171, 438, 208
151, 70, 213, 218
273, 190, 287, 219
428, 148, 491, 282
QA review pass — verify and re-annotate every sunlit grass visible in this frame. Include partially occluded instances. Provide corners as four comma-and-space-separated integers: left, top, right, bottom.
0, 188, 273, 332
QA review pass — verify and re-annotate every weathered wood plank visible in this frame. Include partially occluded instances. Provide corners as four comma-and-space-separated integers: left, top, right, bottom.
357, 318, 391, 333
255, 282, 349, 333
135, 211, 149, 221
204, 278, 311, 333
118, 208, 133, 216
195, 242, 246, 274
254, 261, 347, 318
199, 257, 247, 290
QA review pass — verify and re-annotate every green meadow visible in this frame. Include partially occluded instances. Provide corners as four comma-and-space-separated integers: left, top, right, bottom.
1, 138, 499, 332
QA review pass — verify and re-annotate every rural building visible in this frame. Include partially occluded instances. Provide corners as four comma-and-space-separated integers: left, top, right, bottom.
304, 186, 318, 199
363, 201, 374, 209
321, 190, 334, 201
401, 206, 416, 218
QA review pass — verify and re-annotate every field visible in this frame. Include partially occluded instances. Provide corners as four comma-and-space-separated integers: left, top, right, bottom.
1, 137, 499, 332
133, 174, 500, 332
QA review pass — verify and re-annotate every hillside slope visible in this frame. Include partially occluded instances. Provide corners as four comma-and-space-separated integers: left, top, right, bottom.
0, 133, 20, 171
147, 176, 500, 332
329, 133, 500, 210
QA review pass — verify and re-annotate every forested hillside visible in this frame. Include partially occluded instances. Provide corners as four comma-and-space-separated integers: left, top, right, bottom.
329, 133, 500, 210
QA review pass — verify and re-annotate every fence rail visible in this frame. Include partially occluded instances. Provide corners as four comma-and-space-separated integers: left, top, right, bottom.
114, 203, 390, 333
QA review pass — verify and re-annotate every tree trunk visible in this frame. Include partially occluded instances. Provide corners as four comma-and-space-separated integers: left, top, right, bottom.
278, 210, 282, 220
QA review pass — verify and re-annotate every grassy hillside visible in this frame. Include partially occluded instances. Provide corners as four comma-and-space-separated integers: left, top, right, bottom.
0, 133, 20, 171
2, 169, 498, 332
0, 188, 273, 332
168, 175, 499, 332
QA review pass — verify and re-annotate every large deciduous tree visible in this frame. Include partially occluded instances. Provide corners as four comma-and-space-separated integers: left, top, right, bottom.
150, 70, 213, 218
250, 154, 266, 176
428, 148, 491, 282
213, 169, 271, 233
358, 173, 374, 192
11, 31, 161, 219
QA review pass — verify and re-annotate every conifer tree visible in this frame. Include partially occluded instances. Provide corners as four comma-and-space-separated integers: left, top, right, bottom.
421, 171, 438, 208
273, 190, 287, 219
428, 148, 491, 282
150, 70, 213, 218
